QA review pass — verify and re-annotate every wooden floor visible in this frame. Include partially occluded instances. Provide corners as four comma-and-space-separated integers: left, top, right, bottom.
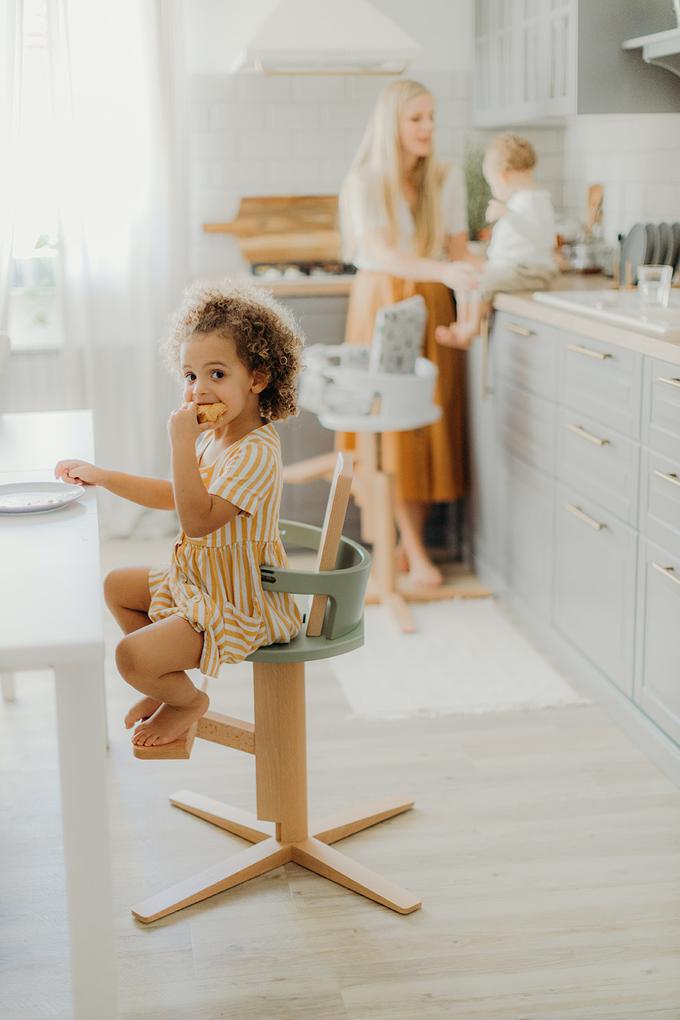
2, 550, 680, 1018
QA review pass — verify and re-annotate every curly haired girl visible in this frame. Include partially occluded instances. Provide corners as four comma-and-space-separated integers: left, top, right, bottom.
55, 280, 304, 750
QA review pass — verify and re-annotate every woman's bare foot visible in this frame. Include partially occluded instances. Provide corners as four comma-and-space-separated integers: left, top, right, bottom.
131, 690, 209, 748
406, 558, 443, 588
124, 696, 161, 730
435, 322, 477, 349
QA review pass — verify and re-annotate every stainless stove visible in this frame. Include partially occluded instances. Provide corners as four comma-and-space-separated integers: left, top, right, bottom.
250, 260, 357, 281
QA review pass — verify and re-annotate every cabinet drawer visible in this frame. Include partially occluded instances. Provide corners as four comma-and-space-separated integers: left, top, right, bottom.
635, 540, 680, 745
494, 312, 558, 399
560, 334, 642, 438
639, 448, 680, 561
499, 455, 554, 616
467, 335, 498, 568
557, 407, 640, 526
496, 379, 555, 475
553, 486, 637, 696
643, 357, 680, 458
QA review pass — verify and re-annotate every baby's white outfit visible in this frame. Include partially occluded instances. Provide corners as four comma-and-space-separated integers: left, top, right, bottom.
480, 188, 557, 298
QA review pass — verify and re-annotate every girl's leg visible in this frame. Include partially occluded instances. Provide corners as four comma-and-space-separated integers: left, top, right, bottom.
115, 615, 209, 747
103, 566, 162, 727
394, 501, 443, 587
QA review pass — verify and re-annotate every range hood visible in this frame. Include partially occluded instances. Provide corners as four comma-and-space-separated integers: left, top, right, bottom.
622, 27, 680, 77
231, 0, 421, 75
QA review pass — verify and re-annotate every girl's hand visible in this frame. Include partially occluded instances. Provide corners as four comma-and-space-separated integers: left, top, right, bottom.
439, 261, 479, 292
54, 459, 105, 487
168, 401, 214, 446
486, 199, 506, 223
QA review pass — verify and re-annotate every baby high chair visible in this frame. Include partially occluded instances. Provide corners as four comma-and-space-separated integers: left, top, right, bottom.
131, 453, 422, 922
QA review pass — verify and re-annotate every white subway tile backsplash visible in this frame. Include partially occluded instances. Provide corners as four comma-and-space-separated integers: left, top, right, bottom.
211, 102, 266, 131
235, 75, 292, 102
289, 77, 347, 103
265, 104, 320, 132
238, 131, 293, 159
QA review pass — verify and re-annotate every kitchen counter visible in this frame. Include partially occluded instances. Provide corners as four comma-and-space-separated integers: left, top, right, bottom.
249, 275, 354, 297
494, 273, 680, 367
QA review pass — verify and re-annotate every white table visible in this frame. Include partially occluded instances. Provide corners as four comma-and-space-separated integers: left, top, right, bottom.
0, 410, 118, 1019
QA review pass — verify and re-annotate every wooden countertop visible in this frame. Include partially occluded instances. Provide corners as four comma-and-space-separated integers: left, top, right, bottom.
494, 273, 680, 367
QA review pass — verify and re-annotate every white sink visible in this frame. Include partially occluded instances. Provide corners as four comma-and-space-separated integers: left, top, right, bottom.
533, 290, 680, 339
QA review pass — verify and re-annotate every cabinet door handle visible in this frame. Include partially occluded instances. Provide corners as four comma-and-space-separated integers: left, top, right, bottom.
567, 423, 609, 447
658, 376, 680, 390
567, 343, 612, 361
653, 469, 680, 488
506, 322, 534, 337
565, 503, 606, 530
652, 562, 680, 587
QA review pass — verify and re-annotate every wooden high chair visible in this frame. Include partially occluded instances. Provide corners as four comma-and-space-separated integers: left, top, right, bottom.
131, 453, 422, 923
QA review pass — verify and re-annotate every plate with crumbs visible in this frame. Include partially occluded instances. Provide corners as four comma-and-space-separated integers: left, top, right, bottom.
0, 481, 85, 515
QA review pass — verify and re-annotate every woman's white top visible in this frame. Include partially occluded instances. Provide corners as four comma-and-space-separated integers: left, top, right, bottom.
485, 188, 556, 270
344, 163, 468, 271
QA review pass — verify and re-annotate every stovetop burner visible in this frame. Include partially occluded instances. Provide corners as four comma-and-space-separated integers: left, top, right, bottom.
251, 260, 357, 279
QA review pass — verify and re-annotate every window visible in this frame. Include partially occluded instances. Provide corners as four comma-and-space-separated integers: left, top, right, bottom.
9, 0, 63, 351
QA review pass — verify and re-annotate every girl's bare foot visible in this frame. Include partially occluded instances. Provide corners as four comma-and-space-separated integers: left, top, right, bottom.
131, 690, 210, 748
124, 696, 162, 730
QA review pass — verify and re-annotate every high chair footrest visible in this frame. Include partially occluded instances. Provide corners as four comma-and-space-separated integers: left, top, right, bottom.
132, 725, 198, 760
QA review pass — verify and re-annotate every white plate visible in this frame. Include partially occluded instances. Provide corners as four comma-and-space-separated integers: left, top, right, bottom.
0, 481, 85, 515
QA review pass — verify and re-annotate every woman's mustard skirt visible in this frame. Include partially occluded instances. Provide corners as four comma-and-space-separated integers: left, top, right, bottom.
336, 271, 468, 503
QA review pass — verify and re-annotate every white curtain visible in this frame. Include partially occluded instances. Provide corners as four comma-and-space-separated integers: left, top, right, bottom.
0, 0, 22, 336
49, 0, 189, 536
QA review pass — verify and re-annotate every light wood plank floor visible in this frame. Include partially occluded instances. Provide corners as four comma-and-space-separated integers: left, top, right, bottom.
1, 540, 680, 1019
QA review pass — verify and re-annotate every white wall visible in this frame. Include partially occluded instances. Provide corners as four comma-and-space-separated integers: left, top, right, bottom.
561, 114, 680, 245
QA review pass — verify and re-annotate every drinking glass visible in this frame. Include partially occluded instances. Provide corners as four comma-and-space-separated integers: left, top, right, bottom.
637, 265, 672, 309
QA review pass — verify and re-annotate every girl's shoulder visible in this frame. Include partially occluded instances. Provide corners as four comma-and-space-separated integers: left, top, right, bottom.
225, 422, 281, 465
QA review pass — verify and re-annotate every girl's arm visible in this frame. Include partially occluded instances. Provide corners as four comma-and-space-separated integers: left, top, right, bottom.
362, 229, 478, 290
169, 405, 240, 539
54, 460, 174, 510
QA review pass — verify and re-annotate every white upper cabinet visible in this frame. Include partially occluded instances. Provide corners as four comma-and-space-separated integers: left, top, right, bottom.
473, 0, 680, 128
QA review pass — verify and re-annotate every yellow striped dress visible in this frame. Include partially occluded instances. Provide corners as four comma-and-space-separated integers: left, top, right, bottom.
148, 422, 302, 677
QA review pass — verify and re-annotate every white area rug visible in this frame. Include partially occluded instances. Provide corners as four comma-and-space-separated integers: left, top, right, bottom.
331, 597, 589, 719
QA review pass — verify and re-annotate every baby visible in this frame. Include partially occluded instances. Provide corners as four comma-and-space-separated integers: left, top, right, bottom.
436, 132, 557, 349
55, 281, 304, 750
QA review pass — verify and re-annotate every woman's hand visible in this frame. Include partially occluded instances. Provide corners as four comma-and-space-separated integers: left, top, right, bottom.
439, 261, 479, 293
486, 199, 506, 224
54, 459, 106, 487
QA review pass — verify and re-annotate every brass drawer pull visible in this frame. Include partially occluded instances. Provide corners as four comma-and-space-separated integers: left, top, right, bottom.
652, 562, 680, 587
565, 503, 606, 530
653, 469, 680, 488
658, 376, 680, 390
506, 322, 534, 337
567, 343, 612, 361
567, 423, 609, 447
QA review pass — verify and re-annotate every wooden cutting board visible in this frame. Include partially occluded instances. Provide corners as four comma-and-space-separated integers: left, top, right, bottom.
204, 195, 341, 263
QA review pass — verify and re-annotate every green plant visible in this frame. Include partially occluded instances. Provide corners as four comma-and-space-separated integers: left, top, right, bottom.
463, 144, 492, 241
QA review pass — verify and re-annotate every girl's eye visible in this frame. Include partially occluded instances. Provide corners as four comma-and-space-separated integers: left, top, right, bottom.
211, 370, 224, 380
184, 373, 196, 382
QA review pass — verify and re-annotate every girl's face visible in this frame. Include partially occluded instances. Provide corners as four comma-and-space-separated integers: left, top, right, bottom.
180, 331, 267, 427
398, 92, 435, 162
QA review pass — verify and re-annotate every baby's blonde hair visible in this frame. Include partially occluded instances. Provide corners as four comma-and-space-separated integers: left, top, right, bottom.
487, 132, 537, 172
163, 280, 304, 421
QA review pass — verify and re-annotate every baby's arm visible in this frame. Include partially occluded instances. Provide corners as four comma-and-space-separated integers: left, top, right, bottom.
54, 460, 175, 510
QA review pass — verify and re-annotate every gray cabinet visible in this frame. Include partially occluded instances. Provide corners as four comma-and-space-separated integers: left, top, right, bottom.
553, 486, 637, 697
473, 0, 680, 128
470, 306, 680, 763
636, 540, 680, 745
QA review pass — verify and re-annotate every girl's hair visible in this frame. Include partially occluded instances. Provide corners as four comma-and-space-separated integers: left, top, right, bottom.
340, 79, 445, 262
163, 280, 304, 421
487, 132, 537, 172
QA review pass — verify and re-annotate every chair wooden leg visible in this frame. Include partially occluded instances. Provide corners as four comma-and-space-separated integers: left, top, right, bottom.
131, 837, 291, 924
312, 796, 415, 845
291, 837, 422, 915
169, 790, 275, 843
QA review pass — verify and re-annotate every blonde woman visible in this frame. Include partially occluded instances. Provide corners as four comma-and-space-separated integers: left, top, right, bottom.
339, 79, 477, 588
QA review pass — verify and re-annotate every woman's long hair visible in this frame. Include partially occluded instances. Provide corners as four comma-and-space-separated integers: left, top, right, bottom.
340, 79, 443, 263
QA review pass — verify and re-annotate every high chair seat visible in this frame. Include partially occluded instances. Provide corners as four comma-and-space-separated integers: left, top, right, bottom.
130, 453, 422, 920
